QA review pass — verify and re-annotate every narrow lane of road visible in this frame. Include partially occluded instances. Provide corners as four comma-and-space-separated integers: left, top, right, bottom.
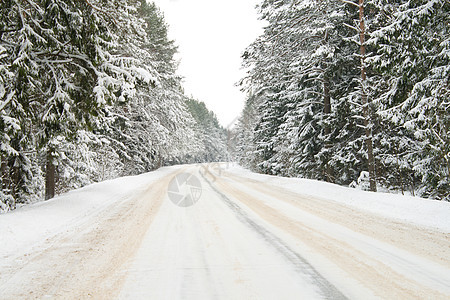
119, 166, 344, 299
211, 168, 450, 299
0, 169, 177, 299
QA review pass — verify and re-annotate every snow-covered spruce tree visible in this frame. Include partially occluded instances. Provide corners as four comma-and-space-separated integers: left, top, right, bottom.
240, 0, 364, 183
34, 0, 114, 200
311, 0, 387, 191
35, 0, 160, 200
185, 98, 227, 163
272, 0, 354, 181
357, 0, 377, 192
369, 0, 449, 199
240, 0, 307, 175
0, 0, 158, 202
0, 1, 44, 210
138, 2, 203, 166
232, 93, 259, 170
102, 0, 201, 174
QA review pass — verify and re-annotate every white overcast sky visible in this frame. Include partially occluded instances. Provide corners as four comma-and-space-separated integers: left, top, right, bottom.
150, 0, 264, 127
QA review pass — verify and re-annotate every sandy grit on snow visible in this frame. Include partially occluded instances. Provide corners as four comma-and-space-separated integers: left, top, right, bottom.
0, 163, 449, 299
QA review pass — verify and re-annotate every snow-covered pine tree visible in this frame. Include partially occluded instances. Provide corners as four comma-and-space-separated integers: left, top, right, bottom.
0, 1, 43, 210
185, 98, 227, 163
34, 0, 160, 199
232, 93, 259, 170
102, 0, 202, 174
369, 0, 449, 199
33, 0, 116, 199
276, 0, 350, 181
0, 0, 158, 201
330, 0, 379, 191
240, 0, 363, 183
241, 0, 306, 175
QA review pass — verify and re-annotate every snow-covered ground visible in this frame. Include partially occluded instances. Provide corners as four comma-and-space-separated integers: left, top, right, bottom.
223, 163, 450, 232
0, 166, 181, 260
0, 163, 449, 299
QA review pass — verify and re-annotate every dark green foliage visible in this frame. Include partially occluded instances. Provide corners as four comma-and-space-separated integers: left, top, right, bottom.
235, 0, 449, 200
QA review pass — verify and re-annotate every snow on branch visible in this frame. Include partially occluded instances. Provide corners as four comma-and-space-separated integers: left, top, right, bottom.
337, 0, 359, 8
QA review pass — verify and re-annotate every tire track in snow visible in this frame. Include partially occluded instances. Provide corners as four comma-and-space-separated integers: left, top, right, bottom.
200, 171, 348, 300
223, 171, 450, 268
0, 170, 177, 299
214, 171, 450, 299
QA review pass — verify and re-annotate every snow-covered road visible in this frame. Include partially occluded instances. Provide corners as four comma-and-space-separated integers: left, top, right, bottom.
1, 164, 449, 299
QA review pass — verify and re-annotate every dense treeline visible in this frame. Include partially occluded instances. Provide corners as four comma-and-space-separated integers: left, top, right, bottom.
0, 0, 226, 212
185, 98, 228, 163
233, 0, 449, 200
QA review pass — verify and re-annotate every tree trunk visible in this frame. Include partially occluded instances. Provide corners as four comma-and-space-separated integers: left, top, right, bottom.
1, 155, 7, 190
321, 26, 333, 183
323, 74, 334, 182
45, 148, 55, 200
359, 0, 377, 192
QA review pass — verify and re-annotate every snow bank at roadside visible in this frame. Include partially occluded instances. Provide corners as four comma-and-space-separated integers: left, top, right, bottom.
223, 164, 450, 233
0, 167, 179, 259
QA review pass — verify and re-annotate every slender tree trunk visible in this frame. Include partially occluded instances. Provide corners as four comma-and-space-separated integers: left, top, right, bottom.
323, 74, 334, 182
321, 27, 334, 183
359, 0, 377, 192
1, 155, 7, 190
45, 148, 55, 200
323, 77, 331, 124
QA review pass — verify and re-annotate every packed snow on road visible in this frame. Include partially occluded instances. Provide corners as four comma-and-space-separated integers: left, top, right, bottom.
1, 163, 449, 299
